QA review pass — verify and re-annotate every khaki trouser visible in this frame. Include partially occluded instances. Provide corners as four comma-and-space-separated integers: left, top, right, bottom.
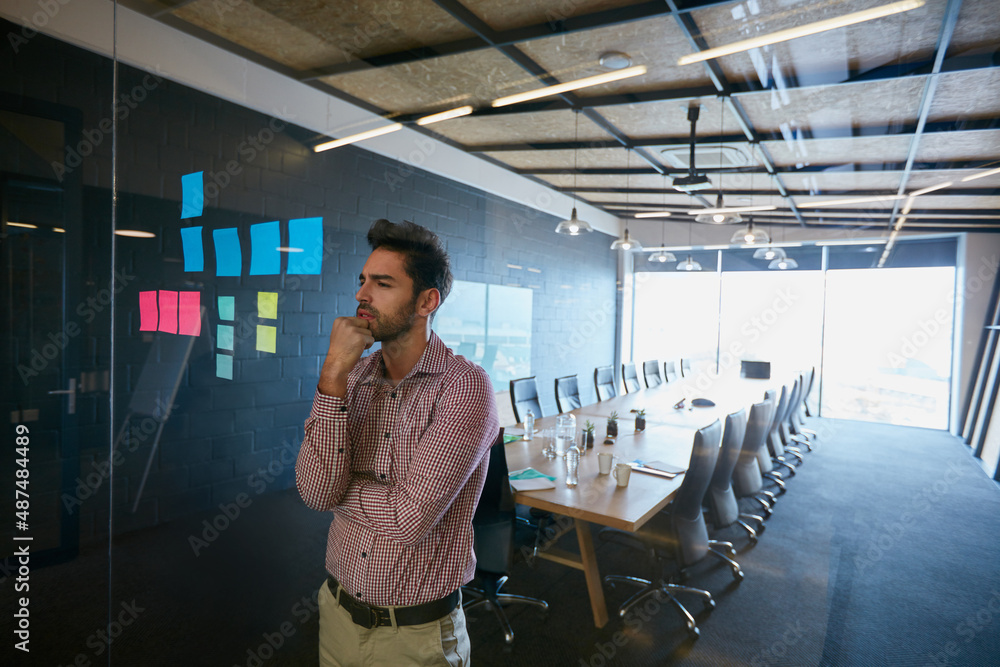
318, 579, 470, 667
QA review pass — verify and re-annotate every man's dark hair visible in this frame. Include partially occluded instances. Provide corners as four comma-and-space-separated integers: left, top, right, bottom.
367, 219, 453, 307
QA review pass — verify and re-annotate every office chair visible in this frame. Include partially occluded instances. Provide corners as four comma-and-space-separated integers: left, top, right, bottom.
680, 358, 692, 378
756, 390, 787, 495
463, 429, 549, 643
643, 360, 662, 388
790, 370, 818, 447
663, 360, 679, 383
600, 420, 740, 638
554, 375, 582, 413
778, 378, 808, 458
704, 408, 766, 546
622, 362, 641, 394
764, 384, 799, 478
509, 376, 544, 424
731, 397, 777, 522
594, 365, 617, 401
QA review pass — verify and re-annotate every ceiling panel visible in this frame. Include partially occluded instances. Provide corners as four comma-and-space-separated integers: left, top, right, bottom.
947, 0, 1000, 58
783, 171, 904, 192
463, 0, 650, 32
928, 69, 1000, 121
916, 129, 1000, 163
764, 135, 913, 166
430, 108, 615, 146
514, 16, 713, 97
595, 97, 741, 139
738, 77, 925, 134
321, 48, 535, 114
690, 0, 946, 87
484, 146, 637, 170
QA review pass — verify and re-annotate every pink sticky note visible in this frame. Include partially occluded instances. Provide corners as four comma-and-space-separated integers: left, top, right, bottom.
178, 292, 201, 336
139, 291, 158, 331
158, 291, 178, 334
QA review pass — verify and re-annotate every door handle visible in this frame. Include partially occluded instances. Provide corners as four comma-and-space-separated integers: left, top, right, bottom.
47, 378, 76, 415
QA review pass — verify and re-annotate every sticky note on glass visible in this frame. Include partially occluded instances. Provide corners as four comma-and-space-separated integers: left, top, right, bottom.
178, 291, 201, 336
249, 221, 281, 275
287, 217, 323, 275
157, 290, 178, 334
139, 291, 158, 331
256, 325, 276, 353
217, 324, 234, 351
216, 353, 233, 380
181, 171, 204, 219
258, 292, 278, 320
218, 295, 235, 321
213, 228, 242, 277
180, 226, 204, 272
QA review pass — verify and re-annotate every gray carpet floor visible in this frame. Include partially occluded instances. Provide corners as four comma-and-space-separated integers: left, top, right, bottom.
3, 418, 999, 666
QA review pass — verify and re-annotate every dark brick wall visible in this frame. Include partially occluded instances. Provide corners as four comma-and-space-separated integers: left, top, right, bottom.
2, 20, 617, 541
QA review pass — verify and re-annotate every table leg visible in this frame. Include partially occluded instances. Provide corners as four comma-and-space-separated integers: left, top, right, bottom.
575, 518, 609, 628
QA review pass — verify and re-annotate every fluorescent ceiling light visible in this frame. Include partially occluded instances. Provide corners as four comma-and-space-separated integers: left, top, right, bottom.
314, 123, 403, 152
798, 194, 905, 208
634, 211, 673, 218
686, 204, 777, 216
7, 222, 37, 229
53, 227, 65, 233
277, 246, 304, 253
678, 0, 926, 66
492, 65, 646, 108
115, 230, 156, 238
416, 105, 474, 126
961, 166, 1000, 182
907, 181, 952, 197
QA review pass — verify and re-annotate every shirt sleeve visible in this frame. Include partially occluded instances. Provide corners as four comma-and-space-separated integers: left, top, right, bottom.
334, 365, 499, 547
295, 390, 354, 511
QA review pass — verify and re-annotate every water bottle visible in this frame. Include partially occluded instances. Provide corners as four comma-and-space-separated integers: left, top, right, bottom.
565, 447, 579, 487
524, 410, 534, 440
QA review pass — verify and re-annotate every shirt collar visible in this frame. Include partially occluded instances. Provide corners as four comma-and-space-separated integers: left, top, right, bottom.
358, 331, 449, 386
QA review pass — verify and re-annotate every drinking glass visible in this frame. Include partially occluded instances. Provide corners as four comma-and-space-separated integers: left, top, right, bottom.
555, 414, 576, 457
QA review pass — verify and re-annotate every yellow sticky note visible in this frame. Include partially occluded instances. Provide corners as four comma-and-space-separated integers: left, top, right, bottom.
258, 292, 278, 319
256, 325, 276, 353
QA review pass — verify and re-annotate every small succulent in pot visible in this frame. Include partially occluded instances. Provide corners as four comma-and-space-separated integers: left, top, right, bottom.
634, 408, 646, 432
606, 411, 618, 438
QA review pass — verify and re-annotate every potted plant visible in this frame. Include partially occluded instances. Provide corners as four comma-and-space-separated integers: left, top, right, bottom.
582, 420, 595, 449
606, 411, 618, 439
634, 409, 646, 432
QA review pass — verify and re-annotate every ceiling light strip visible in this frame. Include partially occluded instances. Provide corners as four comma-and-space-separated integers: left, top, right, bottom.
798, 194, 906, 208
677, 0, 926, 66
907, 181, 952, 197
416, 105, 474, 126
634, 211, 673, 218
686, 204, 777, 216
491, 65, 647, 108
961, 166, 1000, 182
314, 123, 403, 152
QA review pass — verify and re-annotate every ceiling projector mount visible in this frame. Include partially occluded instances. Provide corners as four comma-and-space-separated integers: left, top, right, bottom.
672, 105, 712, 192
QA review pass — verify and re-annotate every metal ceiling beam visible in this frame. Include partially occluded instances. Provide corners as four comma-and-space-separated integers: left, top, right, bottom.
565, 186, 997, 198
295, 0, 739, 81
520, 158, 1000, 175
887, 0, 965, 231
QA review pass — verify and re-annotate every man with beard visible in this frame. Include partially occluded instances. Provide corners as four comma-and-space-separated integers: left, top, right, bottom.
296, 219, 498, 666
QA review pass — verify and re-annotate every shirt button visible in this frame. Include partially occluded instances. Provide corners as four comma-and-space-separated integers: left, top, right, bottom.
384, 432, 390, 439
339, 406, 347, 412
361, 552, 367, 558
338, 448, 344, 453
391, 392, 397, 399
380, 473, 387, 480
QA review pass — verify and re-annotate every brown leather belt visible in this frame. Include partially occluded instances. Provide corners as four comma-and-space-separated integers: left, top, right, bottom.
327, 575, 459, 629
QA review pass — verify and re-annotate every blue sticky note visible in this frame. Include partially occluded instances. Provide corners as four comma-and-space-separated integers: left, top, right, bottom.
216, 353, 233, 380
287, 217, 323, 275
213, 228, 242, 277
181, 172, 204, 219
180, 226, 204, 272
249, 221, 281, 275
218, 295, 235, 321
217, 324, 234, 350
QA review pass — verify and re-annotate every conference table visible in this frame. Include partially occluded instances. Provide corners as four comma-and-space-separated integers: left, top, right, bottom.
503, 371, 784, 628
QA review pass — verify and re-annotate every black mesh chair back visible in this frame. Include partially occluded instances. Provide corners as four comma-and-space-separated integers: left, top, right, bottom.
705, 409, 747, 529
733, 398, 774, 498
554, 375, 582, 413
780, 378, 802, 442
680, 358, 692, 377
510, 377, 543, 424
671, 419, 722, 567
663, 360, 679, 383
740, 360, 771, 379
757, 389, 778, 474
594, 365, 617, 401
642, 360, 662, 388
766, 384, 789, 458
622, 363, 641, 394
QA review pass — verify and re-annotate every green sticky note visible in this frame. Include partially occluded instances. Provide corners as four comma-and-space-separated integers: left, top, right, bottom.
217, 324, 234, 351
256, 325, 276, 353
218, 295, 235, 321
216, 353, 233, 380
258, 292, 277, 319
509, 468, 556, 482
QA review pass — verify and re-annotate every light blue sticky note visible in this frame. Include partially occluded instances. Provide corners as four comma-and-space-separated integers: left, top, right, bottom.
287, 217, 323, 275
180, 226, 204, 272
216, 353, 233, 380
213, 228, 242, 277
249, 221, 281, 275
217, 324, 234, 351
218, 295, 235, 321
181, 172, 204, 219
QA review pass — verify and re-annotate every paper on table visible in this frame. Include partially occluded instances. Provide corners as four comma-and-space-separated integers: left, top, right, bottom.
508, 467, 556, 491
630, 459, 686, 478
